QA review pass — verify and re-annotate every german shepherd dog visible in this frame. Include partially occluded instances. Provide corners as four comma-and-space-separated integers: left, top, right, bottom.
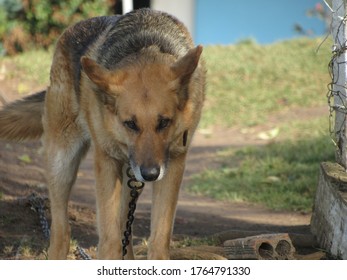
0, 9, 205, 259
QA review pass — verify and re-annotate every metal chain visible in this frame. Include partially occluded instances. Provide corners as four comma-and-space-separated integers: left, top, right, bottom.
28, 193, 50, 240
122, 167, 145, 257
28, 192, 91, 260
28, 166, 144, 259
74, 246, 92, 260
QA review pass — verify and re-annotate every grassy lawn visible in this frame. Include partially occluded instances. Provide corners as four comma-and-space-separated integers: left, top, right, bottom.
201, 37, 331, 127
1, 48, 52, 95
189, 116, 335, 212
190, 37, 335, 212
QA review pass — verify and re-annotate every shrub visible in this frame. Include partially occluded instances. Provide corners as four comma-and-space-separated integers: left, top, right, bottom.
0, 0, 112, 55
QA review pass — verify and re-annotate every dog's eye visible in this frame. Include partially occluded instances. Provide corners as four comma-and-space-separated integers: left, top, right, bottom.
123, 120, 139, 132
157, 118, 171, 131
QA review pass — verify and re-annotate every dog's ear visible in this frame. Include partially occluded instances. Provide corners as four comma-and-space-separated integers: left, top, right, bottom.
171, 45, 203, 83
81, 56, 127, 92
171, 46, 203, 109
81, 57, 128, 113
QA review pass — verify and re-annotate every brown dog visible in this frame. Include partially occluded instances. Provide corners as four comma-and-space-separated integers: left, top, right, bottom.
0, 9, 205, 259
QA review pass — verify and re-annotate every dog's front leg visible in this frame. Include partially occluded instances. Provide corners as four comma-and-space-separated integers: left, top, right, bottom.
148, 154, 186, 260
45, 137, 89, 260
94, 148, 123, 259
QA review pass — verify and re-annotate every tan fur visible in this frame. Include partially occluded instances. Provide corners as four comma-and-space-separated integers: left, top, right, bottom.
0, 10, 205, 260
0, 91, 45, 141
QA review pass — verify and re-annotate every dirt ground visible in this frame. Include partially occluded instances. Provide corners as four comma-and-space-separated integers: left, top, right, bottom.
0, 85, 327, 259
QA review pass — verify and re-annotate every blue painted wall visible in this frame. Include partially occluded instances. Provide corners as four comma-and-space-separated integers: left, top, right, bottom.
195, 0, 326, 44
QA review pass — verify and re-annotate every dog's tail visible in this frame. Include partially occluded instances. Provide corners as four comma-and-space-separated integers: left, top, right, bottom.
0, 90, 45, 141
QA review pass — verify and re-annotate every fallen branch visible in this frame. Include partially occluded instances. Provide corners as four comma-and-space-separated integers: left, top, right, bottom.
170, 247, 227, 260
134, 244, 227, 260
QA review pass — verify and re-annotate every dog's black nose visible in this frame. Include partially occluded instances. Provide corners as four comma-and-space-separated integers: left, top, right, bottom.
140, 165, 160, 181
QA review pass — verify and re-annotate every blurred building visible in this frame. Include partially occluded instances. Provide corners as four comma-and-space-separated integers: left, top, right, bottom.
117, 0, 327, 44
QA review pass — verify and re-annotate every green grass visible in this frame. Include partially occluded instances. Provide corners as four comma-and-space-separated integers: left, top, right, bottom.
201, 37, 331, 127
187, 37, 335, 212
189, 117, 335, 212
1, 48, 52, 90
188, 38, 334, 212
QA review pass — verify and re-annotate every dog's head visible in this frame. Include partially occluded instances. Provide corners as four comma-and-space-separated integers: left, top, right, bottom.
81, 46, 202, 182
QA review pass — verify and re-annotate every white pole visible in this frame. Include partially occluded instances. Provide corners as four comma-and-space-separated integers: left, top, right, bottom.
122, 0, 133, 14
151, 0, 195, 36
331, 0, 347, 168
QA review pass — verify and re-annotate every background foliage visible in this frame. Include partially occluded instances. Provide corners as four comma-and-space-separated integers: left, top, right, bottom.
0, 0, 112, 55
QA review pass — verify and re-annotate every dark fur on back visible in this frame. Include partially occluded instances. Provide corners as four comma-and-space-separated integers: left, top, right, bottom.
54, 9, 192, 96
57, 16, 122, 95
97, 9, 193, 68
52, 9, 194, 100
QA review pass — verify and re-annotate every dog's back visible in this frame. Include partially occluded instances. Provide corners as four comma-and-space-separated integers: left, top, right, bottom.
96, 9, 194, 67
60, 9, 195, 91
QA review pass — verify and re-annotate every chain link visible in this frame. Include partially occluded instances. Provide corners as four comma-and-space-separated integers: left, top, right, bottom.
74, 246, 92, 260
28, 193, 50, 240
28, 192, 91, 260
122, 167, 145, 257
27, 166, 143, 259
